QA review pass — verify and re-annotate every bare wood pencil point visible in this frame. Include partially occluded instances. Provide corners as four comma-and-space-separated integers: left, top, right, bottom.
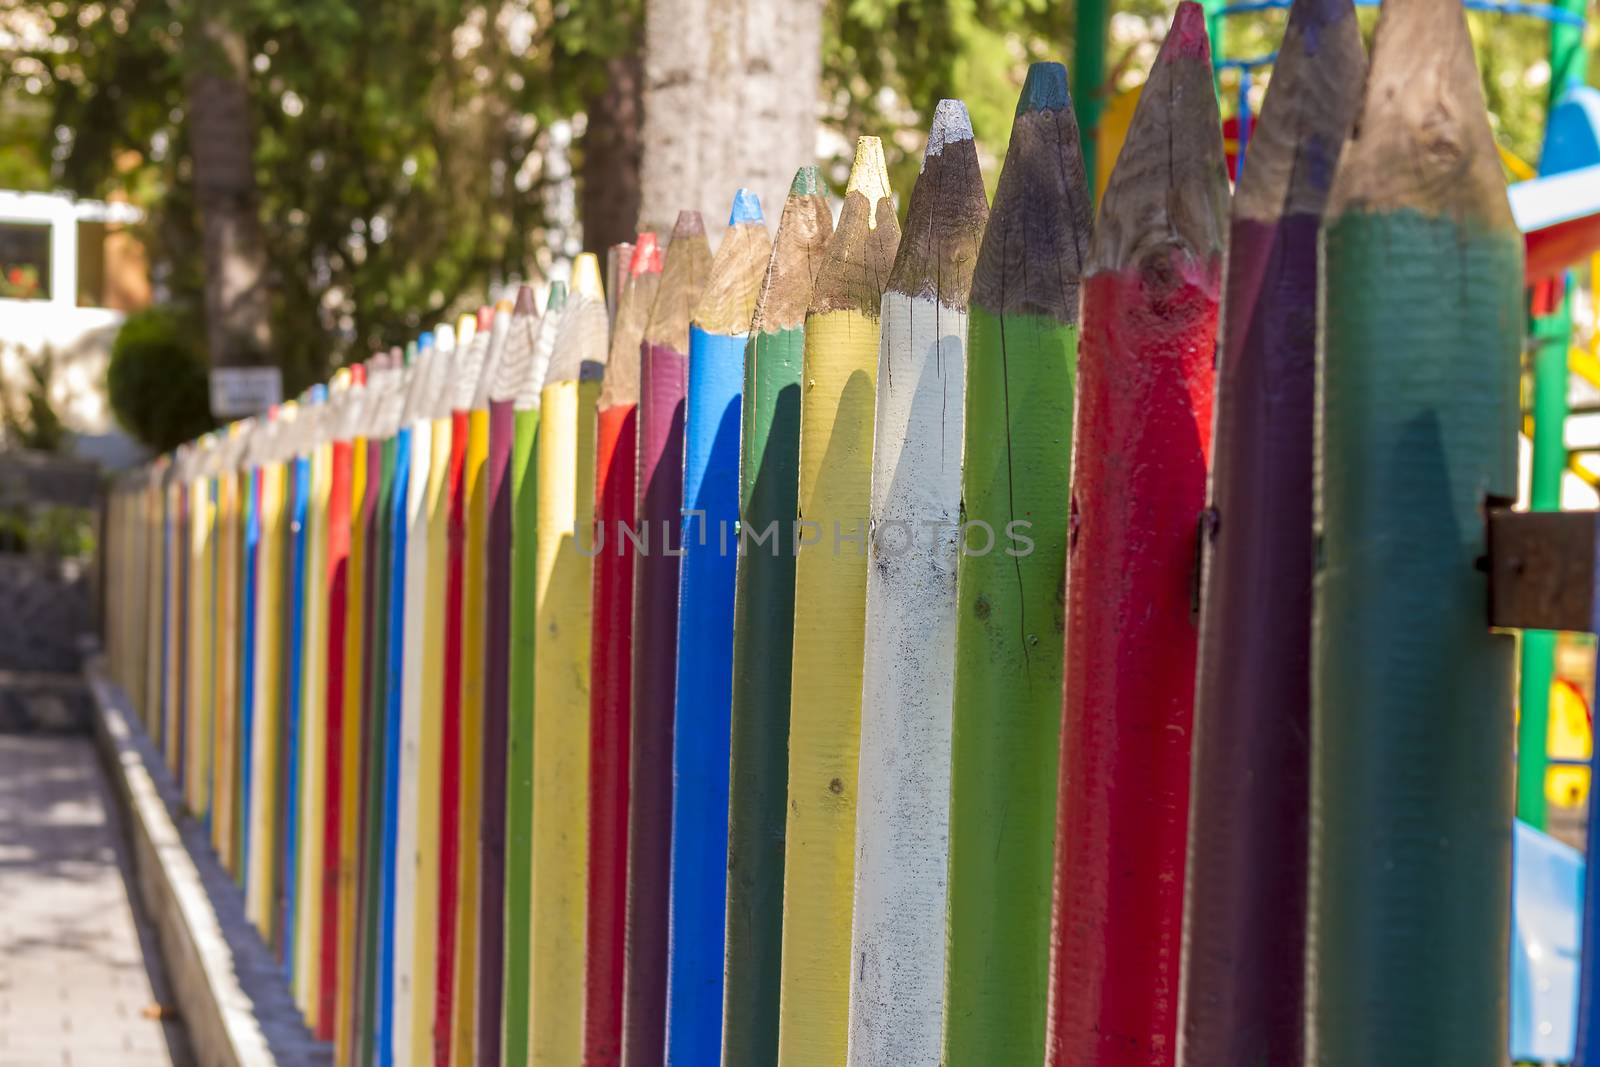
889, 99, 988, 310
1087, 2, 1229, 275
971, 62, 1094, 322
809, 137, 901, 318
600, 234, 664, 409
644, 211, 712, 351
751, 167, 835, 335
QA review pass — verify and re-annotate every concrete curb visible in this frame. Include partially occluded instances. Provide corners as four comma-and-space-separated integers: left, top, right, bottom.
86, 656, 332, 1067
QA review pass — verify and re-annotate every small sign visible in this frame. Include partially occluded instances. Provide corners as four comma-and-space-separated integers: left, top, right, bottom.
210, 366, 282, 418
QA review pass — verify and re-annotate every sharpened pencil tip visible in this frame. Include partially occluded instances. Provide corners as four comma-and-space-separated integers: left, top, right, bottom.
477, 304, 494, 331
673, 210, 706, 238
456, 312, 477, 345
790, 165, 824, 196
546, 279, 569, 313
1018, 62, 1070, 115
925, 99, 975, 168
418, 331, 434, 351
729, 188, 764, 226
846, 136, 892, 204
1164, 1, 1212, 63
513, 285, 536, 317
572, 252, 605, 300
630, 233, 663, 276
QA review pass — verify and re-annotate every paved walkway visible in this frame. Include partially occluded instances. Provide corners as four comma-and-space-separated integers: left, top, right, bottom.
0, 734, 192, 1066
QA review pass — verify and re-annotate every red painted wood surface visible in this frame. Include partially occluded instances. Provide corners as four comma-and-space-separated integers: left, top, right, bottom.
433, 410, 469, 1067
1049, 259, 1218, 1067
585, 401, 637, 1066
319, 434, 352, 1041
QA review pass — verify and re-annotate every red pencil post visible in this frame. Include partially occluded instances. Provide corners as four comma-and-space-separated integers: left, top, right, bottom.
1048, 4, 1229, 1064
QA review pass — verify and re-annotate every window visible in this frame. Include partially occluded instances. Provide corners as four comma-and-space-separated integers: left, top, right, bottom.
0, 221, 50, 301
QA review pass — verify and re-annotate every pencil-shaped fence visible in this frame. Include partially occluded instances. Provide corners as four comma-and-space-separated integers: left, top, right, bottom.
100, 4, 1543, 1061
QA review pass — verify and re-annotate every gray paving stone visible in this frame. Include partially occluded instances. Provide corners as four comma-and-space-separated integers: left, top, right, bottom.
0, 735, 191, 1067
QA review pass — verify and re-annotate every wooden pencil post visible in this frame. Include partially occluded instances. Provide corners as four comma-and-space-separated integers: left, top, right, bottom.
1177, 2, 1363, 1063
406, 330, 453, 1066
665, 189, 770, 1065
1049, 7, 1228, 1063
295, 384, 333, 1023
721, 168, 833, 1067
394, 323, 446, 1067
625, 210, 711, 1067
941, 62, 1092, 1066
320, 365, 360, 1041
336, 353, 383, 1065
282, 405, 309, 970
1309, 0, 1522, 1059
490, 285, 544, 1067
357, 346, 407, 1067
586, 234, 661, 1067
531, 257, 606, 1066
473, 298, 516, 1067
849, 100, 986, 1067
777, 135, 900, 1066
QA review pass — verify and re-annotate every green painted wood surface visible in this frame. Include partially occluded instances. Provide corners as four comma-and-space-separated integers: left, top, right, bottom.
944, 306, 1075, 1065
1312, 208, 1521, 1065
723, 320, 804, 1065
504, 407, 538, 1067
357, 437, 395, 1067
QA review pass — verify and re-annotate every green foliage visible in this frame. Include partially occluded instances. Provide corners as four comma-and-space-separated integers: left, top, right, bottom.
8, 0, 565, 388
4, 349, 66, 453
106, 306, 214, 452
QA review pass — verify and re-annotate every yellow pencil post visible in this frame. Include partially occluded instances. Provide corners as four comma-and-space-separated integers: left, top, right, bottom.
249, 408, 292, 943
777, 136, 901, 1066
531, 255, 606, 1064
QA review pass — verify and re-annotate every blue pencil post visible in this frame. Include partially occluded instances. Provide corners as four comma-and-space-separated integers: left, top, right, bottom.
239, 462, 261, 891
282, 420, 311, 974
664, 188, 769, 1063
375, 421, 411, 1067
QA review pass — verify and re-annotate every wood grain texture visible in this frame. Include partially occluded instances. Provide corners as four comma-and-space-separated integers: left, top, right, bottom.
586, 236, 659, 1067
665, 191, 770, 1067
722, 167, 833, 1067
849, 101, 985, 1067
777, 136, 900, 1067
1049, 8, 1227, 1064
1177, 2, 1363, 1063
531, 263, 605, 1065
625, 210, 710, 1067
1309, 0, 1521, 1059
941, 63, 1090, 1067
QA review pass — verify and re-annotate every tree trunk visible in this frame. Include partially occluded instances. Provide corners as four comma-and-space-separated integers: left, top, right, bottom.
186, 10, 273, 370
638, 0, 821, 243
582, 52, 646, 257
